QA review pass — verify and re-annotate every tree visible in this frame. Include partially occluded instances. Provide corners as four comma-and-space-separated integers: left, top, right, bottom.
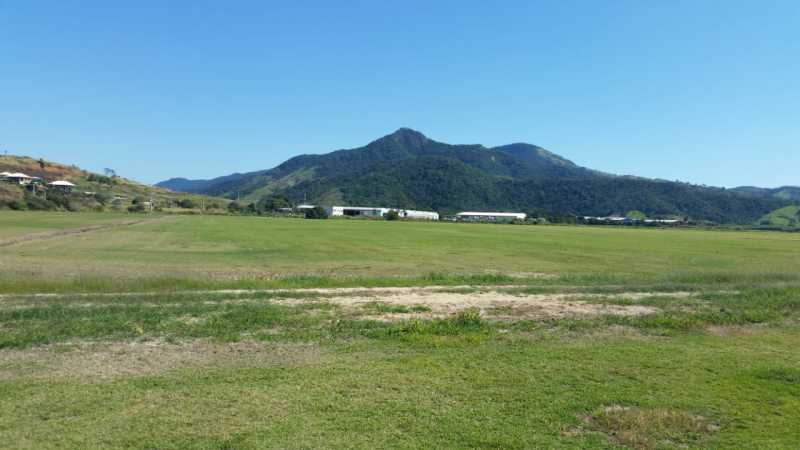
305, 206, 328, 219
178, 198, 196, 209
385, 209, 400, 221
38, 158, 46, 170
258, 194, 292, 212
128, 203, 146, 213
626, 210, 647, 220
228, 201, 242, 213
103, 168, 117, 178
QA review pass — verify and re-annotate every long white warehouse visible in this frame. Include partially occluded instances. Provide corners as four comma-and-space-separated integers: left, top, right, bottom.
456, 211, 526, 222
326, 206, 439, 220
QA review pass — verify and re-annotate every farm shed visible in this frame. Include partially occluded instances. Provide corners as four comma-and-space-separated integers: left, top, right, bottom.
327, 206, 389, 218
326, 206, 439, 220
399, 209, 439, 220
456, 211, 526, 222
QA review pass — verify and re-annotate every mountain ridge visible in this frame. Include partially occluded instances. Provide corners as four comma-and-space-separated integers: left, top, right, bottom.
157, 128, 794, 223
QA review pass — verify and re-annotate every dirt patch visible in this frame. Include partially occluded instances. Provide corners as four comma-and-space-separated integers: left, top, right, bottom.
579, 405, 720, 449
0, 339, 324, 381
307, 291, 664, 321
706, 323, 768, 336
0, 218, 161, 248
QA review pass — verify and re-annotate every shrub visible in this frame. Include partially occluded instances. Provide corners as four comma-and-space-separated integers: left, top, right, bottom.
128, 203, 146, 213
228, 201, 242, 213
93, 192, 110, 205
305, 206, 328, 219
385, 210, 400, 221
178, 199, 196, 209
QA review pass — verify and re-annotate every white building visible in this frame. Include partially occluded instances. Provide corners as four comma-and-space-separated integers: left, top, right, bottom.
399, 209, 439, 220
48, 180, 76, 193
327, 206, 389, 218
4, 172, 35, 185
326, 206, 439, 220
456, 211, 527, 222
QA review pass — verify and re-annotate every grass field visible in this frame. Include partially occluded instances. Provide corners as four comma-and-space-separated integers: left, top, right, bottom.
1, 211, 799, 449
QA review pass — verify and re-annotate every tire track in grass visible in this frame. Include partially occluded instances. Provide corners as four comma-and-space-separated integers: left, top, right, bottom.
0, 217, 166, 248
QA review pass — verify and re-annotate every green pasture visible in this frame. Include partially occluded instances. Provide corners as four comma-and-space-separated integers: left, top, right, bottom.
1, 212, 799, 293
2, 211, 800, 448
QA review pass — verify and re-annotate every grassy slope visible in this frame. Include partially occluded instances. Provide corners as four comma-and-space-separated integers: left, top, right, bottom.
758, 205, 800, 229
0, 155, 227, 210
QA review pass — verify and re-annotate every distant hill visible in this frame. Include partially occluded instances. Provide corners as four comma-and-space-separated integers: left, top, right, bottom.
731, 186, 800, 202
157, 128, 793, 223
756, 205, 800, 230
0, 155, 224, 211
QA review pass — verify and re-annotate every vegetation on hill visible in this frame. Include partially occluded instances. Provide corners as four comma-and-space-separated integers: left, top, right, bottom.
732, 186, 800, 202
756, 205, 800, 230
0, 155, 226, 213
158, 129, 792, 224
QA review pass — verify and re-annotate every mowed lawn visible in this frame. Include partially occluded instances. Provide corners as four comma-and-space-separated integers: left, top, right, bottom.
2, 211, 800, 449
1, 211, 800, 292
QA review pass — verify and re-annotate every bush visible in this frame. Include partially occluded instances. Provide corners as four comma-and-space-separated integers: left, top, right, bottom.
178, 199, 196, 209
87, 174, 116, 185
7, 200, 26, 210
385, 210, 400, 221
24, 193, 55, 211
128, 203, 146, 213
228, 201, 242, 213
305, 206, 328, 219
93, 192, 111, 205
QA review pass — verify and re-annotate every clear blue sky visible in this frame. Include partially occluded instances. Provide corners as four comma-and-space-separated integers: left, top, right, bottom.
2, 0, 798, 187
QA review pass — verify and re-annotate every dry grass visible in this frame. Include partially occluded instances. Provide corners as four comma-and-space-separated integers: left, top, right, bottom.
0, 339, 326, 381
583, 405, 720, 449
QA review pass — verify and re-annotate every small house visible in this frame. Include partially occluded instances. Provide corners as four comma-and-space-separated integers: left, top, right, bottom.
5, 172, 34, 185
48, 180, 76, 193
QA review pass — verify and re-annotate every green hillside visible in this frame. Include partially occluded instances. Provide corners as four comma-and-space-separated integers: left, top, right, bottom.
757, 205, 800, 229
159, 128, 790, 224
0, 155, 226, 213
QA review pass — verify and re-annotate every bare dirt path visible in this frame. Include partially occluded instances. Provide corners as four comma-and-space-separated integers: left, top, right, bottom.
0, 217, 165, 248
0, 284, 687, 300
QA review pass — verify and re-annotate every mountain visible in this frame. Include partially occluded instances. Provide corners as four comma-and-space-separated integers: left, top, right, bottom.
157, 128, 793, 223
731, 186, 800, 202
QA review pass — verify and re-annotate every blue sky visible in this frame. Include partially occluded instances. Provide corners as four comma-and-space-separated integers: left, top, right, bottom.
1, 0, 798, 187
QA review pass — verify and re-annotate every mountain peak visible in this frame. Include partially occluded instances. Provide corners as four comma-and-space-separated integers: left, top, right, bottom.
373, 128, 430, 149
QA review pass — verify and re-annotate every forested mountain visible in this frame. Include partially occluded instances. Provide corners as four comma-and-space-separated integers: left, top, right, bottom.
157, 128, 792, 223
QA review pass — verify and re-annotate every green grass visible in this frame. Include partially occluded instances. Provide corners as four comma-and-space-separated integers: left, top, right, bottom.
1, 213, 800, 293
1, 289, 799, 448
2, 212, 800, 448
0, 211, 132, 239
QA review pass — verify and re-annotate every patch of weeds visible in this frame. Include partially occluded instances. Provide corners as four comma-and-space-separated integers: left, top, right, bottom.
755, 367, 800, 384
584, 405, 719, 449
369, 308, 490, 340
361, 302, 412, 314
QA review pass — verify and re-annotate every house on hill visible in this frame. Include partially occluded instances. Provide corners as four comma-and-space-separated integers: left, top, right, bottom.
3, 172, 36, 185
48, 180, 76, 193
